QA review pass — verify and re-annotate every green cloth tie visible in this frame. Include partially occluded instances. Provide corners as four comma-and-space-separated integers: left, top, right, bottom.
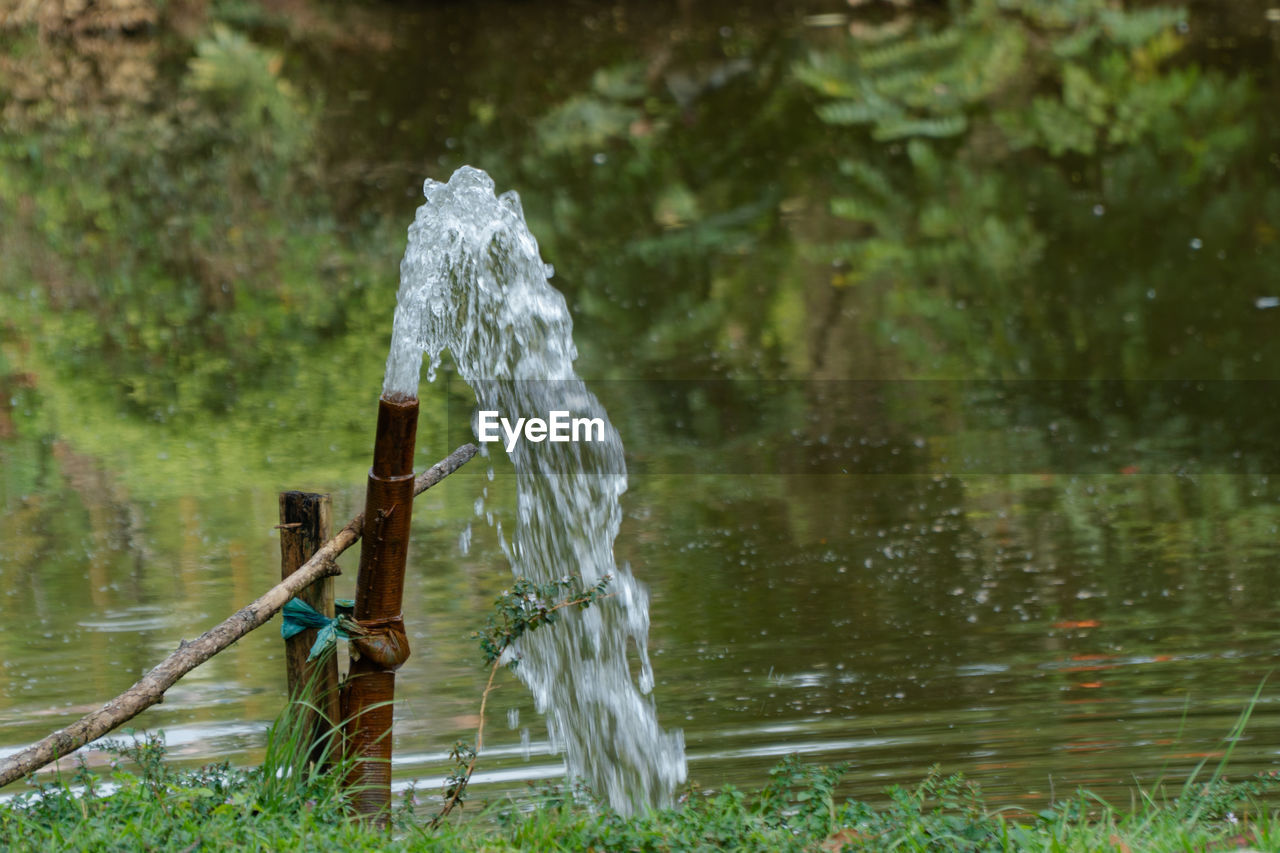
281, 598, 356, 661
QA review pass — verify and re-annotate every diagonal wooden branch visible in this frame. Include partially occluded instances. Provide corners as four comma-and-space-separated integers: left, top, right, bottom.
0, 442, 479, 790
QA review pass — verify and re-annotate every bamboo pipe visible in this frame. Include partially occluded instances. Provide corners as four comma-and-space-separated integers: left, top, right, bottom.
344, 395, 419, 823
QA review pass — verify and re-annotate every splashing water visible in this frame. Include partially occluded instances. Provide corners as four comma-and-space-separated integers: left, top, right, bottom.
383, 166, 686, 812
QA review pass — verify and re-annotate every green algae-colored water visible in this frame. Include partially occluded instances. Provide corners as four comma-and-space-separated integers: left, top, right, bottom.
3, 0, 1280, 811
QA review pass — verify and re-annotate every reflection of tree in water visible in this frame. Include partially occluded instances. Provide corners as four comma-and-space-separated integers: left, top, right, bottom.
0, 5, 380, 426
793, 0, 1280, 381
0, 413, 286, 741
0, 0, 159, 125
632, 460, 1280, 724
2, 0, 1278, 486
428, 0, 1279, 389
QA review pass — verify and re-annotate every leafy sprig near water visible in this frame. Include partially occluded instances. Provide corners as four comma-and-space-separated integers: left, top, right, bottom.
430, 574, 613, 827
472, 574, 613, 667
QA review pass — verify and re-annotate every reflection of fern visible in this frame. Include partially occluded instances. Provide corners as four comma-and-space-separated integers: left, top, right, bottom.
796, 16, 1029, 142
187, 25, 310, 163
792, 52, 858, 97
825, 125, 1045, 292
798, 36, 968, 141
537, 98, 641, 154
838, 160, 899, 205
188, 26, 299, 127
830, 197, 893, 229
818, 97, 900, 127
798, 0, 1251, 380
1099, 8, 1186, 46
1004, 0, 1177, 31
804, 0, 1190, 284
1052, 24, 1101, 58
799, 1, 1186, 151
874, 114, 967, 142
536, 62, 646, 154
858, 29, 962, 72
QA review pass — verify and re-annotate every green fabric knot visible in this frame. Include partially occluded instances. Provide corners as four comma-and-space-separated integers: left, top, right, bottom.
281, 598, 356, 661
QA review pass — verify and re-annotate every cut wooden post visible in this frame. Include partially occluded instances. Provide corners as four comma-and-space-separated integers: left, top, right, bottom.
279, 491, 339, 767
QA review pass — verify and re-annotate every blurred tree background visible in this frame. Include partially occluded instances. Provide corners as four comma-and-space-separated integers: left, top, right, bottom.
1, 0, 1278, 492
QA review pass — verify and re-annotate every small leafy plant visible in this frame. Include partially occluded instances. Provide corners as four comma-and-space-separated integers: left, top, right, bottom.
473, 574, 613, 667
430, 574, 612, 826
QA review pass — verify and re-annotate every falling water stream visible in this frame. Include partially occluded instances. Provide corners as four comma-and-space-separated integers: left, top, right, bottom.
382, 166, 686, 812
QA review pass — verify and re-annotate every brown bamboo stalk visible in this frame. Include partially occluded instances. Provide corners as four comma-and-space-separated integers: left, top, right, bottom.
0, 443, 478, 790
345, 395, 419, 825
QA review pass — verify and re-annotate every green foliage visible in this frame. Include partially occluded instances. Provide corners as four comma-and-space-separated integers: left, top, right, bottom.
473, 575, 613, 667
431, 575, 613, 821
786, 0, 1280, 380
1176, 772, 1280, 822
492, 759, 1280, 853
756, 755, 850, 838
3, 0, 1274, 489
186, 24, 312, 168
2, 732, 1279, 850
800, 1, 1191, 156
0, 731, 364, 851
439, 739, 478, 808
0, 21, 389, 425
818, 136, 1046, 349
795, 14, 1028, 142
0, 16, 423, 499
536, 63, 648, 155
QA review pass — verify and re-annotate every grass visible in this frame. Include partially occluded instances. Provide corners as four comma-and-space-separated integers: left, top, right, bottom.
2, 736, 1278, 851
1, 670, 1276, 851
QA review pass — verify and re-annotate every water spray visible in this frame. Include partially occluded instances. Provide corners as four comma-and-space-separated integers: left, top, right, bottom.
345, 166, 685, 820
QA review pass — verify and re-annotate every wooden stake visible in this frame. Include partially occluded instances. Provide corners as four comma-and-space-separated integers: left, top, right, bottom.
279, 491, 338, 767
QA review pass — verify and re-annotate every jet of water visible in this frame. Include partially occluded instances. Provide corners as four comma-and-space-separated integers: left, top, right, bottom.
383, 166, 686, 812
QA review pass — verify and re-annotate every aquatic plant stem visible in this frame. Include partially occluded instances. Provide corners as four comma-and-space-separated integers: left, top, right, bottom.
431, 659, 500, 828
0, 443, 477, 790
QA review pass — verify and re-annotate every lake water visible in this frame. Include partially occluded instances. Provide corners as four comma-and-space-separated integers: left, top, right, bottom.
2, 0, 1280, 814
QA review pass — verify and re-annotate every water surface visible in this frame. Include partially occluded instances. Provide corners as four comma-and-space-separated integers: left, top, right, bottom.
2, 0, 1280, 813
